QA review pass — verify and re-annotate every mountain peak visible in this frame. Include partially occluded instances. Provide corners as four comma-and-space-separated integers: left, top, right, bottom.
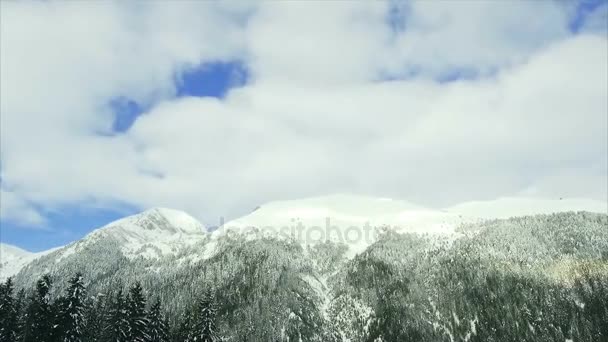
1, 243, 53, 280
51, 207, 209, 261
0, 243, 33, 260
106, 207, 206, 235
216, 194, 463, 256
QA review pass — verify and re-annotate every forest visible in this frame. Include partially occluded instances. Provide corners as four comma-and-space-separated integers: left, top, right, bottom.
1, 212, 607, 341
0, 274, 219, 342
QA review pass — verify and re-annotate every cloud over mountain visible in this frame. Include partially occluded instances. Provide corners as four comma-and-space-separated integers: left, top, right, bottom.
0, 1, 606, 229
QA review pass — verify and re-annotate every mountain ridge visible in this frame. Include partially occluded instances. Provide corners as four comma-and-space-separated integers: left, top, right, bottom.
2, 195, 606, 279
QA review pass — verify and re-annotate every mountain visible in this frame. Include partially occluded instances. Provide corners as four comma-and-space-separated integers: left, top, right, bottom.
2, 207, 208, 280
0, 243, 55, 280
55, 207, 208, 260
6, 207, 207, 281
446, 196, 607, 219
4, 195, 608, 341
5, 195, 607, 278
0, 243, 32, 261
215, 194, 473, 255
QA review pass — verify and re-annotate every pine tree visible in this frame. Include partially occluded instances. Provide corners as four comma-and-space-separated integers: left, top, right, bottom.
147, 298, 169, 342
126, 282, 150, 342
0, 278, 19, 342
103, 289, 130, 342
22, 274, 54, 342
173, 308, 195, 342
192, 290, 218, 342
51, 295, 69, 341
82, 294, 105, 342
13, 288, 26, 341
55, 273, 87, 342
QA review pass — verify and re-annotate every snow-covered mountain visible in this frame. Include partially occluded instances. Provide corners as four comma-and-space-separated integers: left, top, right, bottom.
0, 243, 55, 280
213, 194, 608, 256
2, 208, 207, 280
0, 243, 32, 261
222, 194, 460, 233
215, 194, 473, 255
446, 197, 607, 219
55, 207, 208, 261
4, 195, 607, 279
5, 195, 607, 341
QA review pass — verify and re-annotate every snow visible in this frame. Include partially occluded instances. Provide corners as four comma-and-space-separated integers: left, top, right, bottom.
106, 207, 207, 234
213, 194, 473, 256
0, 243, 31, 260
446, 197, 607, 219
56, 207, 208, 262
212, 194, 608, 258
4, 195, 607, 276
0, 243, 56, 280
220, 194, 436, 232
303, 273, 331, 322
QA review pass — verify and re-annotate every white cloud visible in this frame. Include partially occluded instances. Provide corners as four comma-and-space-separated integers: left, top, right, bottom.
0, 1, 606, 226
0, 1, 246, 222
246, 1, 391, 83
0, 190, 46, 226
387, 1, 571, 77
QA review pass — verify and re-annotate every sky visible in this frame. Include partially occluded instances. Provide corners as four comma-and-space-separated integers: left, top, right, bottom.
0, 1, 607, 252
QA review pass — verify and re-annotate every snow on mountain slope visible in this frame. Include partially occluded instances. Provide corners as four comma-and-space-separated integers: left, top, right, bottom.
57, 207, 208, 261
446, 197, 607, 219
0, 243, 31, 261
105, 207, 205, 234
213, 194, 472, 255
0, 243, 55, 280
211, 194, 608, 258
6, 196, 606, 277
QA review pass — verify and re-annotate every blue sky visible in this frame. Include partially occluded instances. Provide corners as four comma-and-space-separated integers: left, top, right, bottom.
1, 1, 607, 252
570, 0, 607, 32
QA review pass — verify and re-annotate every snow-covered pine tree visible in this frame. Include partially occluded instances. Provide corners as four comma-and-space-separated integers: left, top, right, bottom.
0, 278, 18, 342
13, 288, 26, 342
103, 289, 130, 342
172, 308, 195, 342
192, 290, 218, 342
126, 282, 150, 342
147, 298, 169, 342
22, 274, 54, 342
56, 273, 87, 342
82, 293, 105, 342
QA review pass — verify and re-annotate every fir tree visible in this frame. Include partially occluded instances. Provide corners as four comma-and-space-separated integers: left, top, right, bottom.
56, 273, 87, 342
126, 282, 150, 342
0, 278, 18, 342
22, 274, 54, 342
147, 298, 169, 342
192, 290, 218, 342
13, 288, 26, 342
82, 294, 105, 342
103, 289, 130, 342
172, 308, 195, 342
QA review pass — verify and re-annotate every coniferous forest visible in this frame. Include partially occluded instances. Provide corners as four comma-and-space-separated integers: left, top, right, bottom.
1, 212, 607, 341
0, 275, 219, 342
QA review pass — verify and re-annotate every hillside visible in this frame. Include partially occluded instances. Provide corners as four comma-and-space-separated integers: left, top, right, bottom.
4, 196, 607, 341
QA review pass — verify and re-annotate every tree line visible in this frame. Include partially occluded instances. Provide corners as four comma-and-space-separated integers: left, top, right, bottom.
0, 274, 219, 342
